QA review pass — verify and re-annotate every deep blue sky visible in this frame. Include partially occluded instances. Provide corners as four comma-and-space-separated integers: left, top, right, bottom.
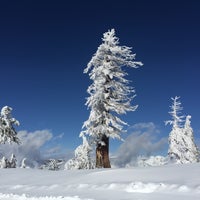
0, 0, 200, 154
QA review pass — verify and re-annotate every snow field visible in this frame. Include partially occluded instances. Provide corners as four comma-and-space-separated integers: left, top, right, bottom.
0, 163, 200, 200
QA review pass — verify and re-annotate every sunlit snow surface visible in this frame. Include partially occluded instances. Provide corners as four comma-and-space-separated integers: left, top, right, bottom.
0, 163, 200, 200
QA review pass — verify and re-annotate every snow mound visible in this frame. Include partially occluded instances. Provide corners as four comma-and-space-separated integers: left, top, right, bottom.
126, 182, 166, 193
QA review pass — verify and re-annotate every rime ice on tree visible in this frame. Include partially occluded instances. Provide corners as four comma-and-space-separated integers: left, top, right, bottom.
0, 106, 20, 144
81, 29, 143, 168
65, 135, 94, 170
166, 96, 199, 163
0, 106, 20, 168
0, 157, 8, 168
0, 154, 17, 168
9, 154, 17, 168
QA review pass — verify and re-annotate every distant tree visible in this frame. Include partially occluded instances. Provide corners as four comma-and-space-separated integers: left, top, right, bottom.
0, 106, 20, 144
81, 29, 143, 168
42, 159, 63, 171
20, 158, 27, 168
0, 156, 8, 168
65, 135, 94, 170
166, 96, 199, 163
9, 154, 17, 168
0, 154, 17, 168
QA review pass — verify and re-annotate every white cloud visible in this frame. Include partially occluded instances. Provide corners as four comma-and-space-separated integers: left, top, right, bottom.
113, 122, 168, 167
42, 145, 74, 161
0, 130, 72, 168
128, 122, 160, 134
52, 133, 65, 140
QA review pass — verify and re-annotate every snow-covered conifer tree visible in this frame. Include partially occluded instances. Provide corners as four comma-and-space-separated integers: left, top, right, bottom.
9, 154, 17, 168
20, 158, 27, 168
166, 96, 199, 163
182, 115, 199, 162
81, 29, 143, 168
165, 96, 185, 129
0, 156, 8, 168
44, 159, 63, 171
65, 135, 94, 170
0, 106, 20, 144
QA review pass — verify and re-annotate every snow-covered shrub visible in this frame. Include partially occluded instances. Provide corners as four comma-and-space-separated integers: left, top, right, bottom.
40, 159, 63, 170
166, 96, 199, 164
136, 156, 167, 167
65, 135, 94, 170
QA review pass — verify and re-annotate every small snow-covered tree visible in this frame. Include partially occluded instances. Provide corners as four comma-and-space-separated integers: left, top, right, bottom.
20, 158, 27, 168
0, 106, 20, 144
65, 135, 94, 169
42, 159, 63, 170
166, 96, 199, 163
182, 115, 199, 162
0, 156, 8, 168
9, 154, 17, 168
0, 154, 18, 168
81, 29, 142, 168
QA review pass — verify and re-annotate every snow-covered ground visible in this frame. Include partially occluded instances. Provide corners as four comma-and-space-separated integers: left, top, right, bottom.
0, 163, 200, 200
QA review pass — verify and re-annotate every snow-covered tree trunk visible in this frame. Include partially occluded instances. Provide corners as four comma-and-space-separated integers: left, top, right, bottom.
96, 135, 110, 168
81, 29, 142, 168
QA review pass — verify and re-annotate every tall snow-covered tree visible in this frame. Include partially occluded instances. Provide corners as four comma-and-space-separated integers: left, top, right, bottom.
0, 106, 20, 144
166, 96, 199, 163
81, 29, 143, 168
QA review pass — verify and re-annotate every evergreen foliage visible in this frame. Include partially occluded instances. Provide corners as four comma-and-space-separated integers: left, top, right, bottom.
166, 96, 199, 163
65, 135, 94, 169
80, 29, 142, 167
0, 106, 20, 144
81, 29, 143, 142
